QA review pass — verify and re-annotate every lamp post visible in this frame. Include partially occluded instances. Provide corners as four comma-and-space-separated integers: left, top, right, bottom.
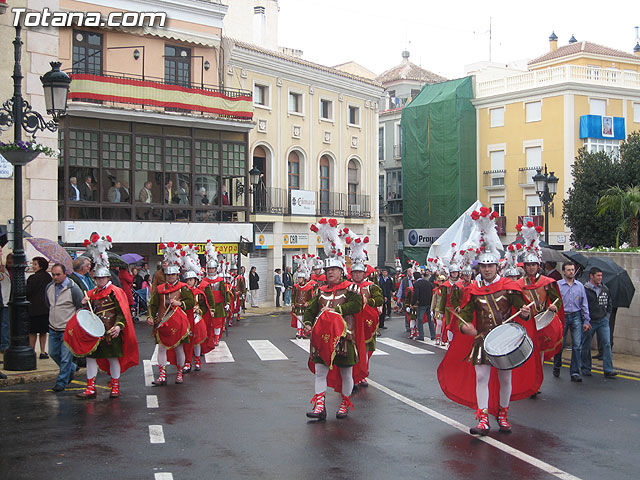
248, 166, 261, 214
0, 24, 71, 371
533, 164, 559, 244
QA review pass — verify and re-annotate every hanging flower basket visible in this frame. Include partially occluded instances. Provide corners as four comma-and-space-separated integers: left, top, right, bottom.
0, 140, 57, 165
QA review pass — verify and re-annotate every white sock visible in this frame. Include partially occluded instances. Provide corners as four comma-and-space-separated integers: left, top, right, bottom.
157, 345, 167, 366
497, 369, 512, 407
194, 344, 201, 357
410, 319, 416, 328
214, 328, 221, 336
314, 363, 329, 394
86, 357, 98, 379
340, 366, 354, 396
174, 344, 185, 368
297, 318, 303, 329
475, 364, 491, 410
108, 358, 121, 379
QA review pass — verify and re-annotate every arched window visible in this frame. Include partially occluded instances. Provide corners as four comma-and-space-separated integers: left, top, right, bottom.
288, 151, 300, 189
319, 155, 330, 214
347, 159, 359, 206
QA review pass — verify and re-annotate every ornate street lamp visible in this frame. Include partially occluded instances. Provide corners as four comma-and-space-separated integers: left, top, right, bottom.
248, 166, 262, 214
533, 165, 559, 244
0, 23, 71, 371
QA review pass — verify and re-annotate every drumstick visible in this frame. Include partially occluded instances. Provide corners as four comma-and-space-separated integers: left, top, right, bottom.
503, 301, 535, 323
84, 291, 95, 316
446, 308, 472, 328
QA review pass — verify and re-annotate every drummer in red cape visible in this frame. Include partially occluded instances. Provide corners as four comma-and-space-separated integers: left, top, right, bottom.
199, 240, 229, 347
174, 244, 209, 374
71, 234, 139, 399
344, 229, 383, 388
515, 222, 563, 389
305, 218, 364, 420
147, 242, 193, 386
437, 207, 542, 435
435, 245, 464, 346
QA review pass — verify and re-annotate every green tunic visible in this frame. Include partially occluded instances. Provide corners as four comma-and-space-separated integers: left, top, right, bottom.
90, 293, 126, 359
203, 281, 229, 318
365, 282, 383, 352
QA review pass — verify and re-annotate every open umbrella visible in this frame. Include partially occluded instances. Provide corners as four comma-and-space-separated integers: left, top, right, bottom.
26, 237, 73, 273
577, 256, 635, 308
108, 252, 128, 269
541, 247, 569, 263
121, 253, 143, 264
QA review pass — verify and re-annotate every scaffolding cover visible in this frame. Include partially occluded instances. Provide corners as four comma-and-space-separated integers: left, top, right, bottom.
401, 76, 477, 264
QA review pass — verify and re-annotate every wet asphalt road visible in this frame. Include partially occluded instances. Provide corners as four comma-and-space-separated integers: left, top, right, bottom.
1, 312, 639, 480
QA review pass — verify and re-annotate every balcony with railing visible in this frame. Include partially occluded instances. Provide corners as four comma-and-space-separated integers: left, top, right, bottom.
517, 215, 544, 228
380, 198, 403, 215
518, 166, 541, 187
68, 70, 253, 120
482, 169, 506, 190
313, 192, 371, 218
476, 64, 640, 98
253, 186, 286, 215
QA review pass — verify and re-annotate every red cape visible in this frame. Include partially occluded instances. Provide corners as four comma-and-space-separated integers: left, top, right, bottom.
88, 284, 139, 376
437, 277, 542, 415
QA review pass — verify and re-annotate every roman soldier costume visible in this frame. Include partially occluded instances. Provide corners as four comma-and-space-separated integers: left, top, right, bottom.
291, 255, 314, 339
436, 244, 464, 346
199, 240, 229, 347
305, 218, 363, 420
437, 206, 543, 435
148, 242, 193, 386
74, 233, 139, 399
230, 256, 246, 322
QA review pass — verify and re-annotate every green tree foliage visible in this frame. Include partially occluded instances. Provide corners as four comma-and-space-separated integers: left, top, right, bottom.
563, 149, 622, 247
597, 185, 640, 247
620, 131, 640, 186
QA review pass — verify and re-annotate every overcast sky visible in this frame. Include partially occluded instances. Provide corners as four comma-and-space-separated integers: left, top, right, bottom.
277, 0, 640, 79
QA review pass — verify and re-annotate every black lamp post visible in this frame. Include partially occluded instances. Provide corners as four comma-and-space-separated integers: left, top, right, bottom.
533, 164, 559, 244
248, 166, 261, 214
0, 24, 71, 371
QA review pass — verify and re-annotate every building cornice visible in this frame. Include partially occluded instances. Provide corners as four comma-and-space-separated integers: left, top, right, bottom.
67, 104, 255, 133
530, 52, 640, 70
472, 81, 640, 108
229, 46, 383, 102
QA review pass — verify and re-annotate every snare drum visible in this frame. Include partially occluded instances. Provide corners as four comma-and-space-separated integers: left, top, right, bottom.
64, 310, 106, 357
483, 322, 533, 370
155, 307, 190, 349
535, 309, 555, 331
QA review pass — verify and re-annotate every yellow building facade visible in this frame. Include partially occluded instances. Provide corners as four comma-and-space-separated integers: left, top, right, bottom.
473, 37, 640, 247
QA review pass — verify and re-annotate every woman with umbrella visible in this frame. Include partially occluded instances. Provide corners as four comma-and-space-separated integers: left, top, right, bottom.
26, 257, 52, 359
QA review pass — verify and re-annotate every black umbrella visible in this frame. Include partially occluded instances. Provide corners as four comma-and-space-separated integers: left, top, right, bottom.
107, 252, 128, 269
562, 251, 590, 269
577, 257, 635, 309
508, 236, 570, 263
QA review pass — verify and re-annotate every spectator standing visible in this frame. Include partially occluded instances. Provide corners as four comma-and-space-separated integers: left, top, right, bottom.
0, 256, 11, 353
119, 266, 135, 311
553, 262, 591, 382
69, 256, 94, 293
151, 261, 167, 295
44, 263, 83, 392
581, 267, 618, 378
138, 262, 150, 280
543, 262, 563, 281
26, 257, 52, 359
397, 270, 413, 332
378, 269, 394, 329
283, 266, 294, 307
274, 268, 284, 307
412, 271, 434, 341
249, 266, 260, 307
80, 175, 94, 201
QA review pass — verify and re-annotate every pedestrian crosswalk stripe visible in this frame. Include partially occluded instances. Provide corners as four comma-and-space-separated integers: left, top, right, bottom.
248, 340, 288, 360
204, 341, 235, 363
147, 395, 159, 408
291, 337, 389, 356
149, 425, 165, 444
416, 338, 448, 350
143, 360, 154, 387
154, 473, 173, 480
376, 338, 434, 354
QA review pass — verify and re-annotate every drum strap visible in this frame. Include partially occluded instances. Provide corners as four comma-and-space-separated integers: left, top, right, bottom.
523, 288, 543, 313
485, 293, 504, 326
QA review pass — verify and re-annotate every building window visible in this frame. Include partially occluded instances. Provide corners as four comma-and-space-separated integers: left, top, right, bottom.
288, 151, 300, 189
378, 127, 384, 160
72, 30, 103, 75
525, 101, 541, 122
165, 45, 191, 87
348, 105, 360, 126
526, 195, 542, 216
490, 107, 504, 127
289, 91, 303, 114
490, 150, 505, 185
320, 99, 333, 120
411, 89, 421, 99
633, 103, 640, 123
386, 169, 402, 200
319, 155, 330, 214
491, 200, 505, 216
254, 83, 270, 107
379, 175, 384, 203
589, 98, 606, 116
583, 138, 621, 158
347, 159, 359, 205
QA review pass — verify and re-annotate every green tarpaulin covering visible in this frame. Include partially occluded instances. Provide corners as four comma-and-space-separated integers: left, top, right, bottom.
401, 76, 477, 264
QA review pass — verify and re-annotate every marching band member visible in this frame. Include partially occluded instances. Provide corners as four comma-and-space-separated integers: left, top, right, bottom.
291, 255, 314, 339
305, 219, 363, 420
147, 243, 193, 386
75, 234, 138, 399
230, 256, 246, 323
199, 241, 229, 346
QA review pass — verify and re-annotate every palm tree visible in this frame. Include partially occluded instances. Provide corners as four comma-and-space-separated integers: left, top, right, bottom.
597, 185, 640, 247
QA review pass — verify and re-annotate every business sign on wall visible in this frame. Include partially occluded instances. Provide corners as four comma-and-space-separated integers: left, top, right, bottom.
403, 228, 447, 248
283, 233, 308, 249
156, 243, 238, 255
290, 189, 316, 215
0, 154, 14, 178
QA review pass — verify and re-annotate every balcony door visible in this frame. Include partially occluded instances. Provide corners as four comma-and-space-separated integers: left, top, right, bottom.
165, 45, 191, 87
72, 30, 103, 75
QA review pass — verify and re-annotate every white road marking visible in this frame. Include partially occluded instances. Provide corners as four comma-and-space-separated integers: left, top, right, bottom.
148, 425, 165, 444
247, 340, 288, 360
416, 338, 448, 350
376, 338, 434, 354
154, 473, 173, 480
143, 360, 154, 387
150, 344, 158, 364
290, 338, 310, 352
146, 395, 159, 409
204, 341, 234, 363
367, 379, 582, 480
371, 348, 389, 356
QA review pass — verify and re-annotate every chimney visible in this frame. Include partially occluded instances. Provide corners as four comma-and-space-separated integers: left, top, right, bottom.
253, 5, 266, 46
402, 50, 410, 63
635, 43, 640, 57
568, 34, 577, 44
549, 31, 558, 52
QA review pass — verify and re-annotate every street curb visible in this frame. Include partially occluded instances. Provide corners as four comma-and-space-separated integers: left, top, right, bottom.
0, 371, 59, 387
